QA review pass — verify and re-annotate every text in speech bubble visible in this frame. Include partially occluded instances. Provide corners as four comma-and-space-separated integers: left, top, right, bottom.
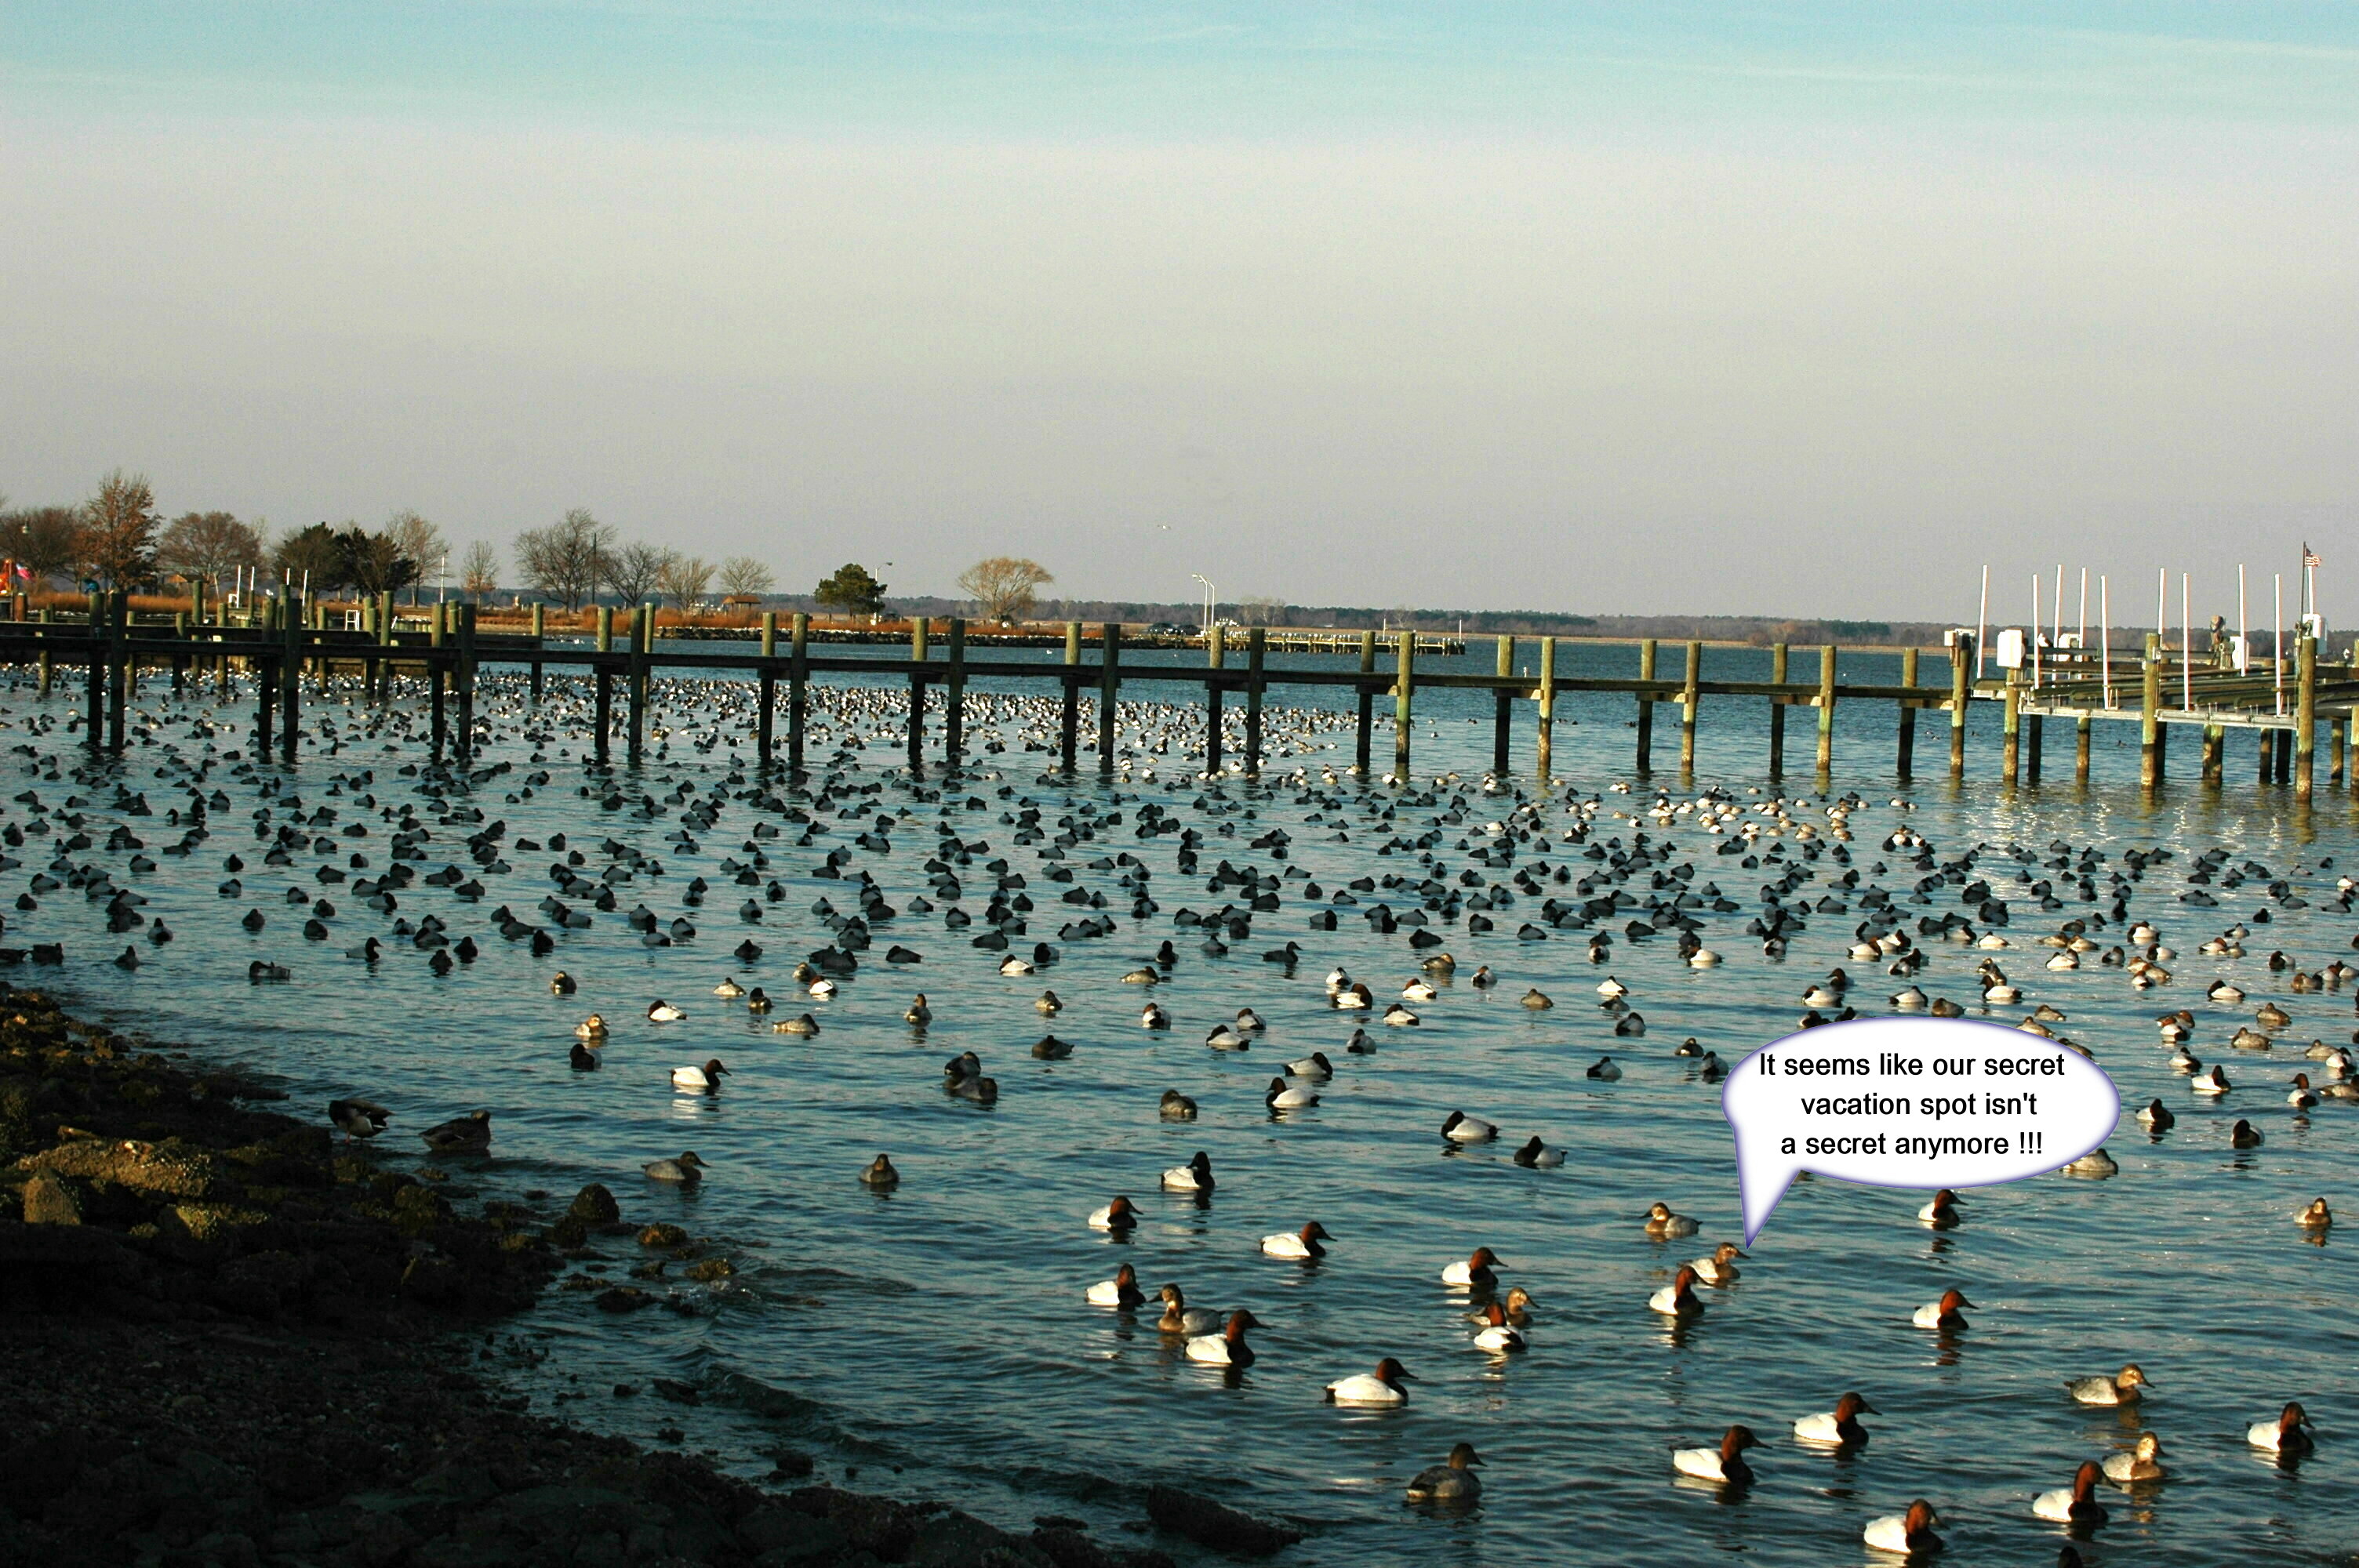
1723, 1018, 2120, 1243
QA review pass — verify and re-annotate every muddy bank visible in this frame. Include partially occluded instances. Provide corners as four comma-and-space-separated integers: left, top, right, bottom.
0, 984, 1221, 1567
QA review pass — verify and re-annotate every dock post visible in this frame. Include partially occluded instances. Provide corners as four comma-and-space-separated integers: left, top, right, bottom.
944, 617, 967, 768
1354, 631, 1375, 774
1060, 622, 1080, 771
2257, 729, 2272, 782
37, 607, 51, 698
1096, 622, 1120, 772
429, 602, 447, 760
2075, 712, 2092, 783
1679, 640, 1701, 775
2002, 669, 2023, 783
1493, 634, 1516, 775
756, 612, 776, 770
1769, 642, 1791, 775
280, 590, 300, 762
1635, 639, 1656, 771
1205, 625, 1225, 775
454, 603, 477, 761
2026, 709, 2043, 783
255, 598, 274, 756
1535, 636, 1557, 780
1816, 644, 1837, 778
109, 590, 129, 752
2295, 634, 2317, 800
529, 602, 545, 703
627, 601, 652, 766
787, 612, 809, 778
84, 591, 104, 751
592, 606, 612, 768
2275, 723, 2292, 784
1245, 626, 1266, 775
1896, 648, 1918, 779
2140, 633, 2162, 788
1947, 637, 1970, 779
1392, 630, 1415, 781
2202, 724, 2224, 785
2332, 712, 2347, 786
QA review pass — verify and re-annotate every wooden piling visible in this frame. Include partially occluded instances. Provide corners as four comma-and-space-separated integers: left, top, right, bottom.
1679, 640, 1701, 774
1493, 634, 1516, 775
2025, 710, 2043, 783
1769, 643, 1789, 776
1205, 624, 1225, 775
2258, 728, 2274, 782
1245, 626, 1266, 775
906, 618, 929, 774
1535, 636, 1557, 779
1815, 644, 1837, 776
2075, 712, 2092, 783
592, 606, 613, 767
1060, 622, 1081, 772
1896, 648, 1918, 779
255, 599, 274, 756
279, 593, 300, 762
1354, 631, 1375, 774
944, 617, 967, 767
84, 592, 104, 751
787, 612, 809, 777
1392, 631, 1415, 780
627, 601, 652, 765
1635, 639, 1656, 771
2274, 723, 2291, 785
2202, 724, 2224, 785
37, 607, 51, 698
529, 602, 545, 702
1096, 622, 1121, 771
2332, 711, 2347, 786
756, 612, 777, 769
1947, 637, 1970, 779
2002, 669, 2023, 784
107, 591, 129, 753
2140, 633, 2162, 788
2295, 634, 2317, 799
454, 603, 478, 760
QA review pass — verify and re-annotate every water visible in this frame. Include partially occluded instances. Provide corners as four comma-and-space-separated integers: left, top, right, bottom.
9, 649, 2353, 1566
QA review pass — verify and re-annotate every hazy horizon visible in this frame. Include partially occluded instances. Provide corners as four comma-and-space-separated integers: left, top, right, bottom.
4, 4, 2354, 626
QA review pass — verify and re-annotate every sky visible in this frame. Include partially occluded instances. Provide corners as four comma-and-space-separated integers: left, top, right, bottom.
2, 3, 2356, 622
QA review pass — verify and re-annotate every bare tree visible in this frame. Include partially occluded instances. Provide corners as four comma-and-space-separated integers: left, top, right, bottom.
718, 556, 775, 599
657, 554, 715, 613
386, 510, 445, 604
3, 506, 93, 587
513, 508, 613, 611
80, 470, 162, 589
601, 541, 672, 608
157, 511, 266, 587
1233, 595, 1288, 627
460, 540, 500, 601
956, 556, 1055, 624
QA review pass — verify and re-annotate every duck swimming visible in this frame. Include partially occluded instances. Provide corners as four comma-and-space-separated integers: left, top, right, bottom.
1403, 1443, 1482, 1504
1689, 1242, 1746, 1284
1511, 1135, 1565, 1168
1086, 1262, 1143, 1308
1672, 1425, 1758, 1486
671, 1058, 729, 1092
1183, 1309, 1259, 1367
2066, 1365, 2151, 1405
1917, 1188, 1962, 1226
419, 1109, 490, 1153
902, 993, 929, 1025
859, 1154, 899, 1189
1285, 1051, 1334, 1079
2247, 1401, 2314, 1455
2298, 1196, 2332, 1231
1912, 1289, 1972, 1329
1441, 1247, 1506, 1290
1161, 1151, 1215, 1192
1441, 1111, 1498, 1142
1648, 1265, 1703, 1317
643, 1150, 707, 1184
1088, 1195, 1139, 1232
1157, 1283, 1221, 1336
569, 1040, 600, 1070
2031, 1461, 2108, 1527
575, 1014, 609, 1040
1794, 1392, 1875, 1447
2101, 1432, 2165, 1483
1471, 1301, 1525, 1353
1325, 1357, 1414, 1406
1645, 1202, 1699, 1238
713, 978, 745, 997
1862, 1501, 1942, 1556
1260, 1221, 1334, 1259
646, 1000, 685, 1022
1159, 1089, 1198, 1120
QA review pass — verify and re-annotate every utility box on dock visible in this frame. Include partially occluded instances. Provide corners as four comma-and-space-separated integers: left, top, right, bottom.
1994, 628, 2027, 670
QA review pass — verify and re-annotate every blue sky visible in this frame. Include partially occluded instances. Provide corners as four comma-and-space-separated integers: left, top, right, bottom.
3, 5, 2356, 619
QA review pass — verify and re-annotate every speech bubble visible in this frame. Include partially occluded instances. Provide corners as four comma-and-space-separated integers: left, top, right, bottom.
1724, 1018, 2120, 1243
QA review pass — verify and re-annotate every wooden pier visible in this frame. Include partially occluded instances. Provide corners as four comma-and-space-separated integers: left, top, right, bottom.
0, 595, 2347, 798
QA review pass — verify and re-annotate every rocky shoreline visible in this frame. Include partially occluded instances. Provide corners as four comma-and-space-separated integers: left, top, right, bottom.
0, 983, 1290, 1567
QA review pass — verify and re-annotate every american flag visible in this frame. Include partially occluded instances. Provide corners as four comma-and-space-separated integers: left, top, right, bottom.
2304, 543, 2323, 568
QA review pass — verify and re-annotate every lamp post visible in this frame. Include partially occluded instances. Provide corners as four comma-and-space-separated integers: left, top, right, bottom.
1190, 574, 1215, 633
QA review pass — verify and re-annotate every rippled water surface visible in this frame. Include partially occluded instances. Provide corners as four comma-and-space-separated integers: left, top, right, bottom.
10, 644, 2354, 1567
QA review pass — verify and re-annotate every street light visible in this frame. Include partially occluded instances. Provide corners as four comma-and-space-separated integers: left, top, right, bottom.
1190, 574, 1215, 633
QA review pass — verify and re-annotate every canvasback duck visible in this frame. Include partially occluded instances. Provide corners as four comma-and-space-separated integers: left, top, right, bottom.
2298, 1196, 2333, 1231
671, 1058, 729, 1092
860, 1154, 899, 1189
1441, 1111, 1499, 1143
1286, 1051, 1335, 1079
1260, 1221, 1334, 1259
1598, 975, 1630, 998
1521, 985, 1555, 1007
1087, 1195, 1139, 1232
1672, 1425, 1758, 1485
713, 978, 745, 997
1648, 1265, 1704, 1317
646, 1000, 685, 1022
1912, 1289, 1973, 1330
1918, 1189, 1963, 1226
1512, 1135, 1565, 1168
1235, 1007, 1267, 1032
2101, 1432, 2165, 1483
2136, 1099, 2176, 1131
1157, 1283, 1221, 1336
1162, 1151, 1215, 1192
1690, 1242, 1746, 1284
2066, 1365, 2151, 1405
1401, 978, 1439, 1001
1403, 1443, 1481, 1504
1470, 1286, 1536, 1326
2288, 1073, 2319, 1109
2031, 1461, 2108, 1526
1587, 1055, 1623, 1080
1205, 1022, 1249, 1050
643, 1150, 707, 1184
1322, 966, 1351, 991
2192, 1064, 2232, 1095
1036, 989, 1063, 1014
1140, 1002, 1171, 1029
1441, 1247, 1507, 1290
2064, 1146, 2119, 1175
1158, 1089, 1198, 1120
1862, 1501, 1942, 1555
1086, 1262, 1143, 1308
1335, 982, 1373, 1009
2230, 1120, 2264, 1149
773, 1012, 820, 1036
1471, 1301, 1526, 1352
744, 987, 772, 1013
1794, 1392, 1875, 1447
2248, 1401, 2314, 1454
1184, 1309, 1259, 1366
950, 1073, 998, 1104
575, 1014, 609, 1041
1645, 1202, 1699, 1238
1325, 1357, 1414, 1406
1892, 985, 1928, 1011
809, 977, 839, 999
1383, 1003, 1421, 1026
999, 955, 1034, 976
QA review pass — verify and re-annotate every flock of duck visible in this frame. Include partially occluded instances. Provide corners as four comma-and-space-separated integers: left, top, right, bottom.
0, 661, 2345, 1562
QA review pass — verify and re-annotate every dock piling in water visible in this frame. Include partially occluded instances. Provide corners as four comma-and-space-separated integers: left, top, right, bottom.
1205, 624, 1225, 775
1059, 622, 1080, 772
945, 617, 967, 767
593, 606, 613, 767
1245, 626, 1267, 775
1354, 631, 1375, 774
1535, 635, 1557, 779
1097, 622, 1120, 772
1896, 648, 1918, 779
1634, 639, 1656, 771
1493, 634, 1516, 775
1679, 640, 1701, 775
787, 612, 809, 778
1815, 644, 1837, 778
1768, 642, 1788, 776
1392, 631, 1414, 780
